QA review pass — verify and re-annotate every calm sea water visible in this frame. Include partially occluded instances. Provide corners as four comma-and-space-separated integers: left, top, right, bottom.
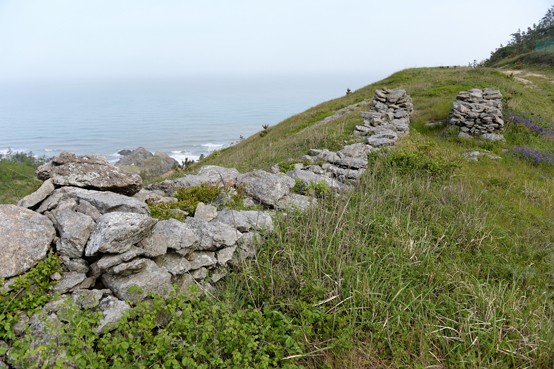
0, 73, 380, 164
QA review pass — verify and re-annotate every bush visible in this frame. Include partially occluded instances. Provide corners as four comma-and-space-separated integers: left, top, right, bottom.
0, 253, 60, 342
383, 133, 461, 176
9, 293, 303, 368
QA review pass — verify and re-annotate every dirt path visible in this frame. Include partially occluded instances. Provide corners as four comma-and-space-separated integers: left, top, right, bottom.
500, 70, 554, 86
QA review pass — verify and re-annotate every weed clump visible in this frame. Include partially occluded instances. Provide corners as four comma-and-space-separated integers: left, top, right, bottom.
148, 183, 253, 221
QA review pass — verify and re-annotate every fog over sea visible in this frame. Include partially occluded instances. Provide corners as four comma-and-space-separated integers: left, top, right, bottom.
0, 73, 380, 164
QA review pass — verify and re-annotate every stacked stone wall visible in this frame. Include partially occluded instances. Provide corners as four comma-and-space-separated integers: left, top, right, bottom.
447, 88, 505, 140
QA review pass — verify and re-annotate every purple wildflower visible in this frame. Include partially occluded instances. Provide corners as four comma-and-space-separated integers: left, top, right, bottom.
505, 109, 554, 136
508, 146, 554, 166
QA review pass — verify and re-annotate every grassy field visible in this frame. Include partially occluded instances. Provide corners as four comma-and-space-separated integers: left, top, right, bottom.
0, 153, 44, 204
3, 66, 554, 368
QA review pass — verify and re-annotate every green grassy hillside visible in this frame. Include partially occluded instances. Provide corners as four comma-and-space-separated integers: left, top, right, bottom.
3, 66, 554, 368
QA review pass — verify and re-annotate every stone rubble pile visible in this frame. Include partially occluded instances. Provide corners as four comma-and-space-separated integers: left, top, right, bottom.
277, 88, 413, 186
447, 88, 505, 141
1, 152, 320, 345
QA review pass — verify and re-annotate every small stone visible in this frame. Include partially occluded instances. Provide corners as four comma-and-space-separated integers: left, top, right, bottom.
50, 272, 62, 281
108, 258, 148, 276
191, 267, 208, 280
95, 296, 131, 333
216, 246, 237, 266
17, 179, 55, 209
188, 251, 217, 270
71, 289, 103, 309
53, 272, 86, 294
194, 202, 218, 222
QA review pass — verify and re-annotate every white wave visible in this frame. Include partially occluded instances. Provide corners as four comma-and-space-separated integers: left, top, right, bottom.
44, 149, 60, 152
201, 143, 223, 148
170, 153, 200, 163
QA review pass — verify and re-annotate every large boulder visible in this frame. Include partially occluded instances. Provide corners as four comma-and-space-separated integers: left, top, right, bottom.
236, 169, 295, 207
36, 151, 143, 196
101, 259, 172, 303
115, 147, 179, 177
85, 212, 157, 256
0, 205, 56, 278
37, 187, 149, 215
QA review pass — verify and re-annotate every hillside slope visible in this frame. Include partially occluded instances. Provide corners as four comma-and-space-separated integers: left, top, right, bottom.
3, 66, 554, 368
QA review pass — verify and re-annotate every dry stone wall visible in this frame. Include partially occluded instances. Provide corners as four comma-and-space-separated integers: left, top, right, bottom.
447, 88, 505, 141
1, 153, 323, 342
277, 88, 413, 186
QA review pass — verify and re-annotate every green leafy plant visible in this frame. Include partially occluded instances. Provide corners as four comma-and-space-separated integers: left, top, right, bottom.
0, 253, 60, 341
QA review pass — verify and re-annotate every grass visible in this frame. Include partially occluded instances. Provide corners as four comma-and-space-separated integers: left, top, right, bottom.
0, 153, 45, 204
3, 65, 554, 367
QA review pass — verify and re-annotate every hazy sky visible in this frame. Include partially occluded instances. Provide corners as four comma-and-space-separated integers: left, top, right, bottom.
0, 0, 551, 82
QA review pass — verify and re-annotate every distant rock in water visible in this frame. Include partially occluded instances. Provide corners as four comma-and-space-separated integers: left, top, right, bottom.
115, 147, 179, 178
36, 151, 143, 196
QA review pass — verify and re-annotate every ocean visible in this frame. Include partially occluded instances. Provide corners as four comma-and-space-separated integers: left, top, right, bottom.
0, 73, 380, 164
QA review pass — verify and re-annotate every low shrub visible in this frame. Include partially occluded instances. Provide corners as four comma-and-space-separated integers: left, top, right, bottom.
384, 133, 461, 175
0, 253, 60, 342
9, 293, 303, 368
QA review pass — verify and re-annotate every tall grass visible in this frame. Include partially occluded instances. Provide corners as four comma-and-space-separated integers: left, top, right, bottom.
223, 147, 554, 368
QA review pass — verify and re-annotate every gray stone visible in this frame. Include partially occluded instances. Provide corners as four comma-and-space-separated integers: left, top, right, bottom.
191, 267, 207, 280
236, 169, 295, 207
481, 133, 506, 142
286, 169, 349, 194
241, 211, 274, 233
0, 205, 56, 278
139, 218, 199, 255
196, 165, 240, 185
232, 232, 260, 264
71, 289, 103, 309
108, 258, 148, 276
334, 157, 368, 169
365, 134, 397, 147
133, 189, 163, 203
173, 274, 200, 298
102, 259, 172, 303
61, 258, 89, 274
216, 246, 236, 266
12, 313, 29, 336
458, 132, 472, 139
75, 199, 102, 221
212, 210, 251, 232
155, 252, 192, 275
95, 246, 146, 272
276, 193, 317, 211
185, 218, 239, 251
43, 295, 72, 313
53, 272, 86, 294
188, 251, 217, 270
338, 143, 374, 158
40, 187, 150, 215
95, 296, 131, 333
36, 151, 143, 196
75, 276, 96, 290
211, 267, 228, 283
50, 209, 94, 259
194, 202, 218, 221
17, 179, 55, 209
85, 212, 157, 256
